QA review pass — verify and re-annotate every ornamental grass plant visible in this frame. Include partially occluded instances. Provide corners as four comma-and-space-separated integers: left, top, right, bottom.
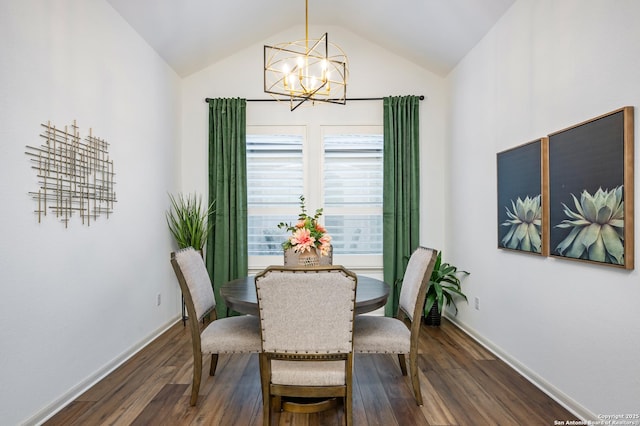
166, 193, 215, 250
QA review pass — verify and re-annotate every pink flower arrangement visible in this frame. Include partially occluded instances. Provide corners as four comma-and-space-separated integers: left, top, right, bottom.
278, 196, 332, 256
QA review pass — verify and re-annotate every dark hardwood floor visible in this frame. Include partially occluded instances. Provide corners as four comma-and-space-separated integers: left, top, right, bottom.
44, 318, 578, 425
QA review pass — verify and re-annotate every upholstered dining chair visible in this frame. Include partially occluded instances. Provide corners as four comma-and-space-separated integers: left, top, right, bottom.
170, 247, 261, 406
255, 266, 357, 426
353, 246, 438, 405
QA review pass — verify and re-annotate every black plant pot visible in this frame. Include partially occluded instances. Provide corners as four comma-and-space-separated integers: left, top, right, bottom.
424, 303, 442, 326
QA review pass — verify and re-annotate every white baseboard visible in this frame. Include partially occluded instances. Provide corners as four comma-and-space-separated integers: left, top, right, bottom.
444, 315, 598, 422
24, 315, 181, 426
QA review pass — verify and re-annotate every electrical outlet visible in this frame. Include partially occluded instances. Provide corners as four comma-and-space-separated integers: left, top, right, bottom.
157, 293, 161, 306
474, 297, 480, 310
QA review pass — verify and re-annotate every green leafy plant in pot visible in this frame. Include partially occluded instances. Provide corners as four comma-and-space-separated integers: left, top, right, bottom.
166, 193, 215, 251
424, 252, 469, 326
167, 193, 215, 326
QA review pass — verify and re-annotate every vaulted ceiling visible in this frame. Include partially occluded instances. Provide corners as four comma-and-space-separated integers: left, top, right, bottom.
106, 0, 515, 78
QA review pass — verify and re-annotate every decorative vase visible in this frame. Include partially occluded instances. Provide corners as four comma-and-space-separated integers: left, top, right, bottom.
298, 249, 320, 267
424, 303, 442, 326
284, 246, 333, 267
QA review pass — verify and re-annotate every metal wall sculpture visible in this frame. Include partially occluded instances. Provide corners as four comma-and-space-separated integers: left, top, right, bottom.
25, 120, 116, 227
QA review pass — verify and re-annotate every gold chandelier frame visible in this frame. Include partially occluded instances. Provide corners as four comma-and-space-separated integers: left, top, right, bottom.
263, 0, 348, 111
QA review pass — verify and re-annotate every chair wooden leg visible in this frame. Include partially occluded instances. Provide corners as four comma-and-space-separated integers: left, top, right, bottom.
345, 393, 352, 426
409, 351, 423, 405
190, 352, 203, 406
263, 398, 271, 426
210, 354, 218, 376
345, 353, 353, 426
259, 354, 272, 426
398, 353, 408, 376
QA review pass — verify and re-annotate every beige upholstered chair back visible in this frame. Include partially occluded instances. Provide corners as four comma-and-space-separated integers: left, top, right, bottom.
398, 246, 438, 321
171, 247, 216, 322
255, 266, 357, 354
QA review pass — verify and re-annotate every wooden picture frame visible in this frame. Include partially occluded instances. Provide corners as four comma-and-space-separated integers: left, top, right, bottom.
497, 138, 549, 256
547, 106, 634, 269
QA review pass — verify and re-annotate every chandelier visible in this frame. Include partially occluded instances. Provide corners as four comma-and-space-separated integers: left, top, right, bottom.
263, 0, 348, 111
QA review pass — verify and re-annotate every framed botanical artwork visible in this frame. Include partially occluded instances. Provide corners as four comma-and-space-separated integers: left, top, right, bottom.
547, 106, 634, 269
497, 138, 549, 256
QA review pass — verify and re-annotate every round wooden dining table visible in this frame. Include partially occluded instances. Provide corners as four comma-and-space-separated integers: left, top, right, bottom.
220, 274, 390, 316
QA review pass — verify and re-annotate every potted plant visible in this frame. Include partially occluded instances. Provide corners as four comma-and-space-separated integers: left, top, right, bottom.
277, 195, 332, 266
424, 252, 469, 326
166, 193, 215, 251
167, 193, 215, 326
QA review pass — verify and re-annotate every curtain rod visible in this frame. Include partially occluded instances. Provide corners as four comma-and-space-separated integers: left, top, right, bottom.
204, 95, 425, 103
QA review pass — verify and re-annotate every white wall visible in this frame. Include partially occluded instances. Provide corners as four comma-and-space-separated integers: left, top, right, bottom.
181, 24, 449, 252
9, 0, 633, 422
0, 1, 182, 424
447, 0, 640, 418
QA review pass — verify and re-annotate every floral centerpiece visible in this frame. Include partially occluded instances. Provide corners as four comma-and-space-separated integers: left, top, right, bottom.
278, 195, 332, 257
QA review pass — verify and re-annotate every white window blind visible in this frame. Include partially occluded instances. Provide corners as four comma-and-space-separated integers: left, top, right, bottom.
323, 133, 383, 255
247, 132, 303, 255
246, 134, 303, 206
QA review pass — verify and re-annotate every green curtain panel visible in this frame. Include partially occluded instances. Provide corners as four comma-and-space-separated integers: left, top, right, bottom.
383, 95, 421, 316
207, 98, 248, 317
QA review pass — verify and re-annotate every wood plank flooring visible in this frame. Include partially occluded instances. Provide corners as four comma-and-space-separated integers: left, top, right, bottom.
44, 318, 578, 425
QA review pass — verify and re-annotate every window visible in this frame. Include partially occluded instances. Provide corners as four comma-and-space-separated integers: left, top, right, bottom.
247, 125, 383, 270
246, 126, 304, 257
323, 130, 383, 255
